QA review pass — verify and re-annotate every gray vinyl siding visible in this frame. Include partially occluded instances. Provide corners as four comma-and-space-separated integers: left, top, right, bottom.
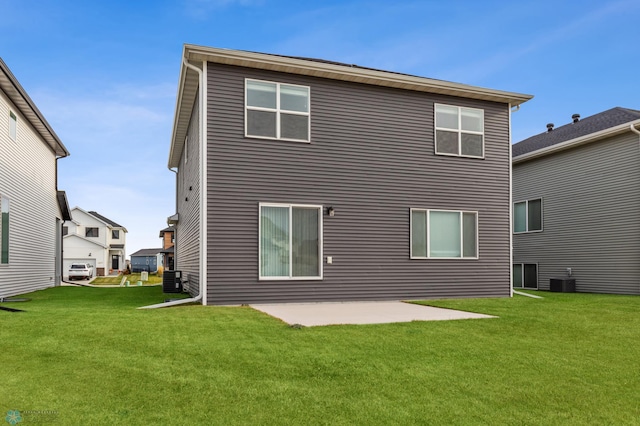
203, 63, 512, 304
175, 94, 200, 296
513, 132, 640, 294
0, 90, 61, 298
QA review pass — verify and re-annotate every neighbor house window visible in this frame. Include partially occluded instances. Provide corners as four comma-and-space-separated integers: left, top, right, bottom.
246, 79, 310, 142
435, 104, 484, 158
112, 230, 120, 239
9, 111, 17, 141
1, 195, 9, 264
259, 203, 322, 279
513, 263, 538, 289
86, 227, 99, 238
62, 226, 68, 236
411, 209, 478, 259
513, 198, 542, 233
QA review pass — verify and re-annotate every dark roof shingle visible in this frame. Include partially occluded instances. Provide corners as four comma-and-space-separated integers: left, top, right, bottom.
88, 211, 124, 228
130, 248, 163, 257
513, 107, 640, 157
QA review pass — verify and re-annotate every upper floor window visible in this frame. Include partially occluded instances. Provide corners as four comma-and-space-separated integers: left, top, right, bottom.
112, 230, 120, 239
435, 104, 484, 158
1, 195, 9, 264
245, 79, 310, 142
513, 198, 542, 233
9, 111, 17, 141
411, 209, 478, 259
62, 226, 68, 236
86, 227, 99, 238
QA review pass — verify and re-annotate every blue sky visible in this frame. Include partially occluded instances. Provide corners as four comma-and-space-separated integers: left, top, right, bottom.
1, 0, 639, 256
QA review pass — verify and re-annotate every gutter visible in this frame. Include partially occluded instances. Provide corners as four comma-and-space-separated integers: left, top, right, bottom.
140, 56, 207, 309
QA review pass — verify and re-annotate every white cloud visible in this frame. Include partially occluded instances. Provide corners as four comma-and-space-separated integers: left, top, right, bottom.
30, 82, 178, 257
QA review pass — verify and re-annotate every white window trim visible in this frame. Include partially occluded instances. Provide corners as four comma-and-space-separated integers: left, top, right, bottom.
434, 103, 484, 159
9, 110, 17, 142
245, 79, 311, 143
184, 134, 188, 164
258, 202, 323, 281
512, 263, 539, 290
513, 198, 543, 234
410, 208, 479, 260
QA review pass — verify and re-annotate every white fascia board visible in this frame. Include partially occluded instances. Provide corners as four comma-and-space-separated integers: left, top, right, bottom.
513, 120, 640, 165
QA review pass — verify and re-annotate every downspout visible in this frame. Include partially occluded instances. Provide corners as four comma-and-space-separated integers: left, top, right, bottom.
139, 56, 206, 309
632, 123, 640, 296
509, 104, 516, 297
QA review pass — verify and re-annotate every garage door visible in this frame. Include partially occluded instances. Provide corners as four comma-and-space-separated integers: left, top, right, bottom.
63, 258, 97, 279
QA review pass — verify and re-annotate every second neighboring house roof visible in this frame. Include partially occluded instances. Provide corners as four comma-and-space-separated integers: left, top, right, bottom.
87, 211, 126, 230
159, 226, 175, 237
0, 58, 69, 157
513, 107, 640, 159
130, 248, 163, 257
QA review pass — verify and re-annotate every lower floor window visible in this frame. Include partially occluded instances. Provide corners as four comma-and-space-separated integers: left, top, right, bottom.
259, 203, 322, 279
411, 209, 478, 259
513, 263, 538, 289
0, 195, 9, 264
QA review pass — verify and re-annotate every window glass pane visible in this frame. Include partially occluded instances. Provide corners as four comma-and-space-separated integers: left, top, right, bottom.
461, 134, 483, 157
9, 112, 16, 141
429, 211, 461, 257
247, 110, 277, 138
524, 264, 537, 289
280, 113, 309, 141
411, 210, 427, 257
112, 230, 119, 239
246, 81, 276, 109
86, 228, 98, 238
1, 196, 8, 264
462, 212, 477, 257
436, 130, 458, 155
280, 85, 309, 113
528, 199, 542, 231
260, 206, 290, 277
435, 105, 458, 129
461, 108, 483, 132
62, 226, 68, 236
512, 264, 523, 288
514, 202, 526, 232
292, 207, 319, 277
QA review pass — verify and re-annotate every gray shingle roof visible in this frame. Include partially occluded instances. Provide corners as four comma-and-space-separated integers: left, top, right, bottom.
130, 248, 163, 257
88, 211, 124, 228
513, 107, 640, 157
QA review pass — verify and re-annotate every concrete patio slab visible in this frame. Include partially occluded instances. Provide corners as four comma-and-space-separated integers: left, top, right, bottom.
250, 301, 496, 327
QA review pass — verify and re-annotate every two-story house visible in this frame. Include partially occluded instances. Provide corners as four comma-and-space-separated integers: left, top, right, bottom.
167, 44, 532, 305
0, 58, 71, 298
63, 207, 127, 276
159, 226, 175, 270
512, 107, 640, 294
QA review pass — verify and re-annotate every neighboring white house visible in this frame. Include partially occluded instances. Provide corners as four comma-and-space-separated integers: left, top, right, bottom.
63, 207, 127, 277
0, 58, 71, 299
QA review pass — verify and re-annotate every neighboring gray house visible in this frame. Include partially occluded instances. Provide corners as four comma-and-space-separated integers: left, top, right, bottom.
0, 58, 71, 298
130, 248, 163, 273
167, 44, 532, 305
512, 107, 640, 294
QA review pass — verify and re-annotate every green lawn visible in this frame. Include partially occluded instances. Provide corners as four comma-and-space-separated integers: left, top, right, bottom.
91, 273, 163, 286
1, 287, 639, 425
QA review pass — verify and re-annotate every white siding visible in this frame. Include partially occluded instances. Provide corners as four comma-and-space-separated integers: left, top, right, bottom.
0, 90, 61, 298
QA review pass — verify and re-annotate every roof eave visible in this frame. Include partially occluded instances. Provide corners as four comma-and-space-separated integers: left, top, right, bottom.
0, 58, 70, 157
513, 120, 640, 164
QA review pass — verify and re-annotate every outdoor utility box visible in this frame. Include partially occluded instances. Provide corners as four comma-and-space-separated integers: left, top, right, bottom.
550, 278, 576, 293
163, 270, 183, 293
